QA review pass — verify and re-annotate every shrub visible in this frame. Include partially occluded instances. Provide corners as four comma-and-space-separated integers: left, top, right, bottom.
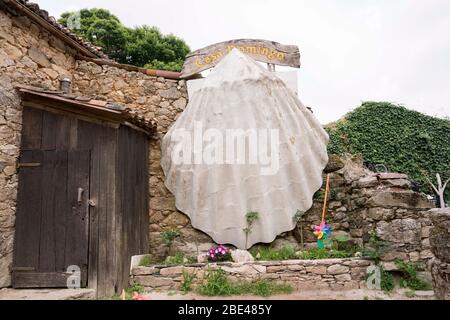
139, 255, 154, 267
250, 245, 297, 261
181, 271, 196, 293
197, 268, 292, 297
326, 101, 450, 200
395, 260, 432, 290
164, 252, 196, 265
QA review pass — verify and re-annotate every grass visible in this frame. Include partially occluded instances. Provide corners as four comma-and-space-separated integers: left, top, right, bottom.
404, 290, 416, 298
197, 268, 292, 297
181, 271, 196, 293
111, 283, 145, 300
164, 252, 196, 265
297, 247, 355, 259
250, 245, 356, 261
139, 255, 154, 267
395, 260, 432, 291
250, 245, 297, 261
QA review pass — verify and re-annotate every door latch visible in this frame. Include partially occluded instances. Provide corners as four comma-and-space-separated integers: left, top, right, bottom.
77, 188, 84, 203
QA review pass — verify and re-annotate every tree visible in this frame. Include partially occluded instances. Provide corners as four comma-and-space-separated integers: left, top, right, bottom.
59, 9, 190, 71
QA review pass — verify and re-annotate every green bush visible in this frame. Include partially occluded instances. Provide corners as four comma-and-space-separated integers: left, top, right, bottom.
139, 255, 154, 267
380, 268, 395, 292
164, 252, 196, 265
250, 245, 297, 261
181, 271, 196, 293
395, 260, 432, 290
297, 247, 354, 260
326, 102, 450, 199
197, 268, 292, 297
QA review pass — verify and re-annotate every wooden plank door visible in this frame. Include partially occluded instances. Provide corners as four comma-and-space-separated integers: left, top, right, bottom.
12, 149, 90, 288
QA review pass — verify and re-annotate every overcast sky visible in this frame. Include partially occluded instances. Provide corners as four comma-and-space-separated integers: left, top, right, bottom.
36, 0, 450, 124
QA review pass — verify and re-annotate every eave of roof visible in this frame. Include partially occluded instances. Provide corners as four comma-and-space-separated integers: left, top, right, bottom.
17, 85, 156, 135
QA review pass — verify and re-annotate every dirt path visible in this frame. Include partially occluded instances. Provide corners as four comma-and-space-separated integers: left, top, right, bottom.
144, 288, 435, 300
0, 287, 435, 300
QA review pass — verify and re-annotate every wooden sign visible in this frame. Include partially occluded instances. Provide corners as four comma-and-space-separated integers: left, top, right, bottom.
180, 39, 300, 78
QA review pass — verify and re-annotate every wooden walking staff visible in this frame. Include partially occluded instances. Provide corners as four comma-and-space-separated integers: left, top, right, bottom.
313, 174, 332, 248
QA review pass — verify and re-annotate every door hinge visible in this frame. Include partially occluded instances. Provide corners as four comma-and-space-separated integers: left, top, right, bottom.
17, 162, 41, 168
11, 266, 35, 271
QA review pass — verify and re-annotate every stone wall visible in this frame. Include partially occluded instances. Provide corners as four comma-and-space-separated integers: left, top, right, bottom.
429, 208, 450, 299
70, 61, 209, 259
279, 156, 435, 269
0, 9, 76, 287
130, 257, 372, 291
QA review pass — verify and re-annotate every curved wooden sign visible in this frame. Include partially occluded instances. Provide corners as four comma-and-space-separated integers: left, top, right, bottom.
180, 39, 300, 78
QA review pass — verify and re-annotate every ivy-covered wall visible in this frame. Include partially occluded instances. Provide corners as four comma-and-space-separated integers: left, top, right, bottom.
326, 102, 450, 204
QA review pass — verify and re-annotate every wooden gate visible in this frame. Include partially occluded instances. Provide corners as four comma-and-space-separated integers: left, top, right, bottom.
12, 149, 90, 288
12, 97, 150, 295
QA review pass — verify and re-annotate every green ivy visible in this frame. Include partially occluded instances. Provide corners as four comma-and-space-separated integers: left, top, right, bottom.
326, 102, 450, 199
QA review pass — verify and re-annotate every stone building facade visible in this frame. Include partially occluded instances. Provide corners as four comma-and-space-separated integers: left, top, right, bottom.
0, 0, 438, 290
0, 1, 190, 287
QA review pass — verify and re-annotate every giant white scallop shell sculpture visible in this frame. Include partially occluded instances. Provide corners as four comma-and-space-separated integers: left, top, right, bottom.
161, 49, 329, 249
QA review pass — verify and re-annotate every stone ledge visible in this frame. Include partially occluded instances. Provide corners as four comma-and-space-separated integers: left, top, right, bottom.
130, 258, 374, 291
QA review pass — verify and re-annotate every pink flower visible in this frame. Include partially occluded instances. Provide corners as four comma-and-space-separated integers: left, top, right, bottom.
132, 292, 149, 300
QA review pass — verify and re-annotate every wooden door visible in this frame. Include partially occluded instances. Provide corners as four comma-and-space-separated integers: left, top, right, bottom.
12, 149, 90, 288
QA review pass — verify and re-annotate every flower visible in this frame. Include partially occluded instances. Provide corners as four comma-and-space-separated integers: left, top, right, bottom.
132, 292, 150, 300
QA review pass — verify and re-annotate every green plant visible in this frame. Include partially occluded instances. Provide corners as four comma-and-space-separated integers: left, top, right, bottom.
404, 290, 416, 298
250, 245, 297, 261
380, 268, 395, 292
139, 255, 154, 267
243, 211, 259, 248
297, 247, 354, 260
293, 210, 305, 249
160, 229, 180, 256
197, 268, 235, 296
395, 260, 432, 290
181, 271, 196, 293
326, 101, 450, 200
118, 283, 145, 300
363, 231, 390, 264
197, 268, 292, 297
164, 252, 196, 265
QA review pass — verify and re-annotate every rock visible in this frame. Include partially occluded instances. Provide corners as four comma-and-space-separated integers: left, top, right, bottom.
327, 264, 350, 274
0, 50, 14, 67
305, 265, 327, 274
429, 208, 450, 263
3, 43, 22, 60
335, 273, 352, 281
430, 258, 450, 299
382, 179, 411, 189
197, 254, 208, 263
377, 173, 408, 180
160, 266, 195, 275
133, 275, 174, 287
172, 97, 187, 110
376, 218, 421, 245
231, 249, 254, 263
367, 190, 434, 209
28, 47, 51, 67
324, 154, 345, 173
159, 87, 182, 100
381, 262, 398, 271
221, 264, 265, 275
357, 175, 379, 188
0, 30, 14, 43
132, 266, 158, 276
